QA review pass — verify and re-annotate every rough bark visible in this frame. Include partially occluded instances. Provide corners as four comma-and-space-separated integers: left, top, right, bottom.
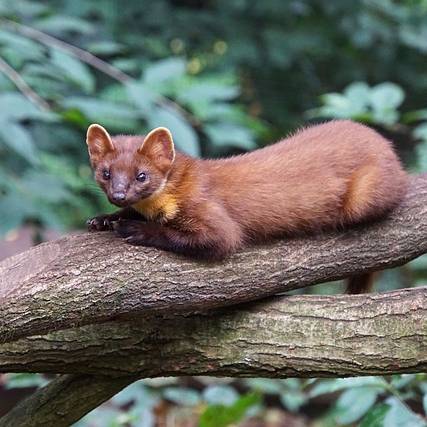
1, 287, 425, 377
1, 174, 427, 344
0, 374, 136, 427
2, 287, 426, 427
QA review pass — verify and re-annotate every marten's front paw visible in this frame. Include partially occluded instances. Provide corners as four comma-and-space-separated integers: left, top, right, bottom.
86, 215, 115, 232
113, 220, 154, 246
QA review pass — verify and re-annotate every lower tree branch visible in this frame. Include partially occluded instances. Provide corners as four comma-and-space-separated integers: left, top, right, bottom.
1, 287, 425, 377
1, 286, 426, 427
0, 374, 136, 427
1, 174, 427, 343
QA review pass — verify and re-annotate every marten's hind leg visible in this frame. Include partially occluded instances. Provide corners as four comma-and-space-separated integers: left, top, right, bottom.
341, 163, 406, 294
341, 164, 390, 224
340, 166, 382, 294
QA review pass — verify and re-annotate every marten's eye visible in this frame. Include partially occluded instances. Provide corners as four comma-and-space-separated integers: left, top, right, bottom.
136, 172, 147, 182
102, 170, 111, 180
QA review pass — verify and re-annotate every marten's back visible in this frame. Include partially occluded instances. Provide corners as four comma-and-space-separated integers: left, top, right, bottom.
203, 120, 408, 239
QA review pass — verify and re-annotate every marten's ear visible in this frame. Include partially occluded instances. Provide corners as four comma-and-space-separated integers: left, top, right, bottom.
138, 127, 175, 171
86, 124, 115, 163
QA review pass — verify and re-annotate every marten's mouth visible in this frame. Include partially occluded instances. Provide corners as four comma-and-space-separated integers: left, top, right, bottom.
109, 197, 132, 208
108, 190, 154, 207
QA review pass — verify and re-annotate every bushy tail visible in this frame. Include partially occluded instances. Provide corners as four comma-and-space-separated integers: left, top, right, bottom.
346, 272, 376, 294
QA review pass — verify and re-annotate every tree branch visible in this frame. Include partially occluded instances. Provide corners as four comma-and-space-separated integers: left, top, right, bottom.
0, 374, 136, 427
0, 287, 425, 377
1, 174, 426, 344
2, 287, 426, 426
0, 55, 50, 111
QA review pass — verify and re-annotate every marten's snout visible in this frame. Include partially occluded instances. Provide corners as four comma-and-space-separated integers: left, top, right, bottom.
110, 177, 129, 205
112, 192, 126, 202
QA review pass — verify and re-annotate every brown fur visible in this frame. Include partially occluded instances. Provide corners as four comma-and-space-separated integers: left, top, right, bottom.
346, 272, 377, 294
86, 120, 408, 291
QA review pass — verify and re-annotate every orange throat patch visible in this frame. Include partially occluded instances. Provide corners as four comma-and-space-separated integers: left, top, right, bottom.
132, 190, 178, 222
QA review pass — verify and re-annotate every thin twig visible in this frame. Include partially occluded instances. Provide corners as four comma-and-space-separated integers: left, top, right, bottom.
1, 19, 130, 84
0, 55, 50, 111
1, 18, 199, 126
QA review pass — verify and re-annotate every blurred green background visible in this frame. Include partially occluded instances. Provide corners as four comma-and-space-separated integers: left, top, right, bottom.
1, 0, 427, 426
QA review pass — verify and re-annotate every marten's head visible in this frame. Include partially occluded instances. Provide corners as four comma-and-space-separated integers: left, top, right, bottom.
86, 124, 175, 207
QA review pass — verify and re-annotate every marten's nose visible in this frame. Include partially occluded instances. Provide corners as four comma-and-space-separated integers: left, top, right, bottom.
112, 192, 126, 202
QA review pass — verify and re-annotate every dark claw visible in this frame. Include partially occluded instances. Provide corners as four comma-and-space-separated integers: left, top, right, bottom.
124, 235, 145, 246
86, 216, 114, 232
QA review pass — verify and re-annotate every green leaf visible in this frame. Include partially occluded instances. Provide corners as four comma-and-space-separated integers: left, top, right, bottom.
280, 391, 307, 412
24, 171, 71, 203
321, 93, 352, 110
75, 407, 121, 427
112, 58, 140, 73
281, 378, 303, 390
408, 254, 427, 271
360, 404, 390, 427
0, 92, 55, 121
163, 387, 201, 406
148, 106, 200, 156
390, 374, 416, 389
50, 50, 95, 93
245, 378, 283, 394
112, 381, 157, 409
334, 387, 378, 425
370, 83, 405, 110
384, 397, 427, 427
0, 120, 38, 163
414, 123, 427, 142
311, 92, 361, 119
35, 16, 95, 35
192, 103, 238, 121
199, 392, 260, 427
4, 373, 48, 389
309, 377, 386, 398
203, 385, 239, 406
61, 97, 140, 131
125, 81, 159, 114
205, 123, 256, 151
144, 58, 186, 84
399, 25, 427, 53
402, 109, 427, 124
86, 41, 125, 55
0, 29, 45, 61
415, 139, 427, 172
0, 193, 28, 235
179, 82, 239, 105
372, 108, 399, 126
343, 81, 371, 112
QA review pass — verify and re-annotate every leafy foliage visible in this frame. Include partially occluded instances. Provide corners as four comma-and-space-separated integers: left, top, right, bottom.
199, 392, 261, 427
2, 0, 427, 233
5, 374, 427, 426
0, 0, 264, 235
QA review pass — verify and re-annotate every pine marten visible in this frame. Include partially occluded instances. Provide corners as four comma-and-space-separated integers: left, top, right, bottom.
86, 120, 408, 293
